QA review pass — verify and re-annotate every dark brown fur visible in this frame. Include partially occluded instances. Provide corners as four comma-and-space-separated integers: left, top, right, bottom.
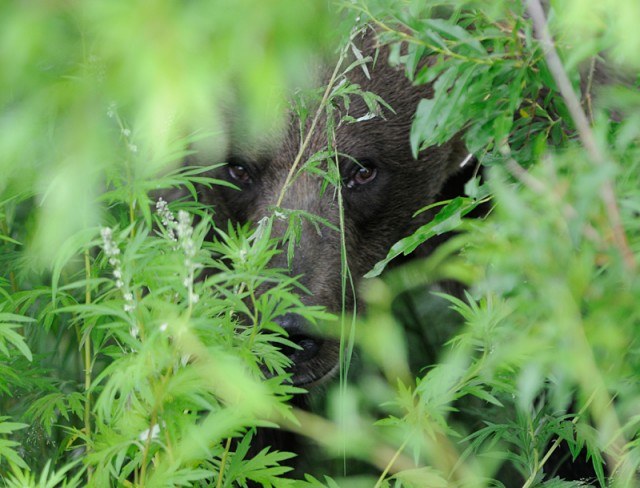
197, 31, 468, 386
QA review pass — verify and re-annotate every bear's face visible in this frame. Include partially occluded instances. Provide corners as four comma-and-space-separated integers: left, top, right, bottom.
199, 37, 467, 387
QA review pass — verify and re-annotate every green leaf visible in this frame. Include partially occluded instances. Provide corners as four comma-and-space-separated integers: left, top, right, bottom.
366, 197, 480, 277
0, 417, 29, 469
392, 467, 449, 488
0, 314, 34, 361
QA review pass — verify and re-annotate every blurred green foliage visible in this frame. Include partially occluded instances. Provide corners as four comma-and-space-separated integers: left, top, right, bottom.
0, 0, 336, 265
1, 0, 640, 487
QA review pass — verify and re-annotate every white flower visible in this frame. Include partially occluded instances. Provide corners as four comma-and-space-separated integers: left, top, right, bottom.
155, 198, 167, 212
101, 226, 138, 316
107, 102, 117, 119
176, 211, 193, 240
155, 204, 200, 307
130, 324, 139, 337
101, 227, 121, 258
101, 227, 112, 241
155, 198, 177, 240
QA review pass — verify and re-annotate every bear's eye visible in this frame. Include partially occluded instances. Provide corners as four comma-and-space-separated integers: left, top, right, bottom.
346, 164, 377, 189
228, 164, 251, 184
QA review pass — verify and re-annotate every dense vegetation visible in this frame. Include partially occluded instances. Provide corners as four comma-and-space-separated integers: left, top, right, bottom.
1, 1, 639, 486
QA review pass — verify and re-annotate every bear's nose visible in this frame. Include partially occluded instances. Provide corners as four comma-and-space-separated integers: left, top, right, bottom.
273, 313, 304, 334
266, 313, 340, 387
273, 313, 323, 364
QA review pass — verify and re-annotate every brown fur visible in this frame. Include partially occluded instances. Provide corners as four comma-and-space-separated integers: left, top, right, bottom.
197, 31, 468, 386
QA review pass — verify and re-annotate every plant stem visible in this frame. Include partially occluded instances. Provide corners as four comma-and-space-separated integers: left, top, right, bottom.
216, 437, 233, 488
247, 286, 260, 347
83, 249, 94, 481
139, 410, 158, 487
331, 143, 358, 475
274, 31, 352, 209
0, 217, 18, 295
373, 437, 409, 488
523, 392, 598, 488
140, 371, 170, 487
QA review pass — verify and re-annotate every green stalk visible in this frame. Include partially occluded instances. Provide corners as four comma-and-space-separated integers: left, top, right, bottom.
0, 217, 17, 294
373, 437, 409, 488
216, 437, 233, 488
139, 371, 170, 487
83, 249, 94, 481
274, 31, 351, 209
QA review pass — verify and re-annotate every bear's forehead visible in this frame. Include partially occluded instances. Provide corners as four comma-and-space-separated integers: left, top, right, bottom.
227, 87, 421, 176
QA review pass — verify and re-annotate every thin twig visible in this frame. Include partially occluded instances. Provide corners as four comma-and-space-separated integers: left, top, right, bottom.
522, 411, 584, 488
373, 437, 409, 488
584, 57, 597, 124
274, 32, 353, 208
526, 0, 636, 271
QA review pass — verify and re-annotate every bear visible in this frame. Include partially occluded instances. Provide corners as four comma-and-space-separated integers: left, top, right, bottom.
195, 28, 470, 389
188, 25, 613, 485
